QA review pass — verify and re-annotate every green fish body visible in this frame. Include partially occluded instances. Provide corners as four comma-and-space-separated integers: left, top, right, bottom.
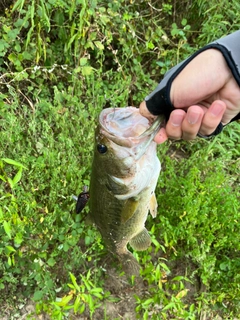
89, 107, 162, 274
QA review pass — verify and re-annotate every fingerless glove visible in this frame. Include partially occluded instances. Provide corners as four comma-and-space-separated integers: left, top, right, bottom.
145, 30, 240, 134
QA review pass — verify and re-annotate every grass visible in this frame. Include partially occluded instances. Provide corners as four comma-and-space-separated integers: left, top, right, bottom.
0, 0, 240, 318
1, 71, 239, 319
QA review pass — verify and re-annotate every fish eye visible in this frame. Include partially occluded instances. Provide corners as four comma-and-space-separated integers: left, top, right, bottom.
97, 144, 108, 154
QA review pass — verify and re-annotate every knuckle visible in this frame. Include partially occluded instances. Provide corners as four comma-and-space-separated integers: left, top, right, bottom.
166, 126, 182, 140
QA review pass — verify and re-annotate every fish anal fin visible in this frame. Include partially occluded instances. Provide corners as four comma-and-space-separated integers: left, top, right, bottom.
149, 192, 158, 218
129, 228, 151, 251
121, 198, 138, 223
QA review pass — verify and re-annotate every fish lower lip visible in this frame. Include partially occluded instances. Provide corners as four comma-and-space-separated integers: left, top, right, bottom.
139, 115, 163, 138
133, 116, 162, 160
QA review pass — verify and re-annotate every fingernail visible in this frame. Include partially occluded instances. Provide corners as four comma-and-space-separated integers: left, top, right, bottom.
154, 128, 168, 144
187, 111, 201, 125
171, 114, 184, 127
210, 104, 224, 117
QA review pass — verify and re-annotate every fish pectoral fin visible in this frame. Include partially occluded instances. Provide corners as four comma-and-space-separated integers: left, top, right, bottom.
149, 192, 158, 218
129, 228, 151, 251
121, 198, 138, 223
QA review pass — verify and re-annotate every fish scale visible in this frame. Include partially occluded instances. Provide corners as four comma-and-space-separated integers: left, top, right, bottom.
89, 107, 162, 275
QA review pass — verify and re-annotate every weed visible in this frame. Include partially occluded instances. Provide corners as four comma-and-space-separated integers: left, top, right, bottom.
0, 0, 239, 319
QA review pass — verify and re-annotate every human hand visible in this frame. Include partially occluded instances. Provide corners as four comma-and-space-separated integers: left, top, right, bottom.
139, 49, 240, 144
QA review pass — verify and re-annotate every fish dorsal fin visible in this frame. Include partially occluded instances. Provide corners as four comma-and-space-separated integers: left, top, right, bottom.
121, 198, 139, 223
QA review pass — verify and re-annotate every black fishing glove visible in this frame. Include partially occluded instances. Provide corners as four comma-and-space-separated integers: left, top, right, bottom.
145, 30, 240, 137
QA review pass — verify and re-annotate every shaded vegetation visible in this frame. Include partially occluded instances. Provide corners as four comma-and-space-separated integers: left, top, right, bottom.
0, 0, 239, 319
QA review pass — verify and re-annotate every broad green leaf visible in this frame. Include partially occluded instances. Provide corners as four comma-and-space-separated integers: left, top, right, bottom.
142, 298, 154, 307
1, 158, 27, 169
90, 287, 103, 293
88, 295, 94, 310
56, 294, 73, 306
85, 41, 94, 50
12, 168, 23, 186
143, 311, 149, 320
7, 177, 14, 189
63, 242, 69, 252
172, 276, 186, 281
147, 41, 154, 49
69, 272, 80, 291
181, 18, 187, 26
33, 290, 44, 301
0, 40, 8, 52
8, 256, 12, 266
6, 246, 16, 253
91, 292, 103, 299
74, 66, 81, 73
81, 66, 93, 76
0, 175, 6, 182
14, 18, 24, 28
94, 41, 104, 50
14, 233, 23, 246
3, 221, 11, 239
74, 295, 81, 313
175, 289, 189, 299
8, 53, 17, 63
79, 303, 85, 314
80, 57, 88, 66
162, 302, 175, 311
47, 257, 56, 267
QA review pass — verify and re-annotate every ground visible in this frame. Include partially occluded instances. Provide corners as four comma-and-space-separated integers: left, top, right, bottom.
1, 258, 236, 320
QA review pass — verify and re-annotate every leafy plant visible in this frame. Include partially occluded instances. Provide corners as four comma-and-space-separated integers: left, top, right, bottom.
135, 260, 197, 319
0, 0, 239, 319
36, 271, 109, 319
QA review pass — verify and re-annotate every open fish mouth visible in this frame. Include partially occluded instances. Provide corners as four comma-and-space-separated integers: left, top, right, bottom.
99, 107, 163, 159
97, 107, 163, 199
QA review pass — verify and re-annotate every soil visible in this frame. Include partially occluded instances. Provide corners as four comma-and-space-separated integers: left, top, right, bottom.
0, 259, 235, 320
0, 143, 237, 319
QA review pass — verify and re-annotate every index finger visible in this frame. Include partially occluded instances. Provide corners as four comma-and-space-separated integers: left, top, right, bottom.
139, 101, 157, 122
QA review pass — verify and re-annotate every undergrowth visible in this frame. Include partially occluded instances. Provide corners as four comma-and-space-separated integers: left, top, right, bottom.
0, 0, 239, 319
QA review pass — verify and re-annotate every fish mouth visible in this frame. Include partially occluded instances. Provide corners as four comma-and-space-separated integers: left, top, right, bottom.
134, 115, 163, 160
98, 107, 162, 200
99, 107, 163, 159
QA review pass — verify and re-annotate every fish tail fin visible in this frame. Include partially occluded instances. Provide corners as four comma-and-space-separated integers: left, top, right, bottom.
121, 252, 140, 276
129, 227, 151, 251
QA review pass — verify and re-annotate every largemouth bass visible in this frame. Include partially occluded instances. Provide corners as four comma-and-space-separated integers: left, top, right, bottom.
89, 107, 162, 274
